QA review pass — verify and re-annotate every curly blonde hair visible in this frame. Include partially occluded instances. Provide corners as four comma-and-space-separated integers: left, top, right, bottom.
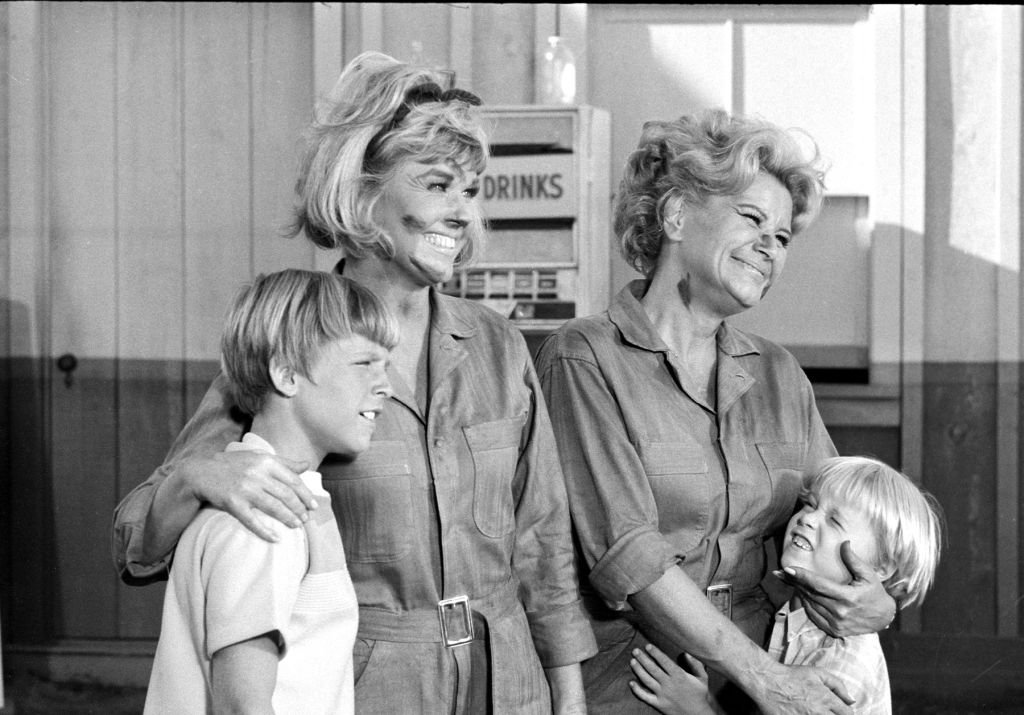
615, 108, 826, 277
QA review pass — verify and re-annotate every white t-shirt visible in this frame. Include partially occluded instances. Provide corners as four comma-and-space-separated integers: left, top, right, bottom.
144, 433, 357, 714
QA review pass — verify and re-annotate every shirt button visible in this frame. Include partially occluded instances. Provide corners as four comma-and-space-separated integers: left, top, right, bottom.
434, 438, 445, 448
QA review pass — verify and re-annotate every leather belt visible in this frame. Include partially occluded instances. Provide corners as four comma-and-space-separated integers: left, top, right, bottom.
357, 578, 518, 647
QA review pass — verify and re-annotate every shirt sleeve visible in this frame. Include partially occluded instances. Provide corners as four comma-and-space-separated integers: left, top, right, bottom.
198, 512, 307, 658
536, 332, 685, 609
799, 635, 891, 715
111, 372, 249, 583
511, 349, 598, 667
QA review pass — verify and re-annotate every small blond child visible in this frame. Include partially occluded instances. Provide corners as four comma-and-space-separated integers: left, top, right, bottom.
629, 456, 943, 715
144, 269, 397, 714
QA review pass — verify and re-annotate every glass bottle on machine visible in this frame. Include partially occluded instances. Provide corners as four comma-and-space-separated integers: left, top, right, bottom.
538, 36, 576, 105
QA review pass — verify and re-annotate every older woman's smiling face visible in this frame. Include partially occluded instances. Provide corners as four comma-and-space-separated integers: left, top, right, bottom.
667, 172, 793, 320
376, 158, 481, 290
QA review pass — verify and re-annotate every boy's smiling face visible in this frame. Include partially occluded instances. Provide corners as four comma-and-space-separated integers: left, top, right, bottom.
781, 486, 882, 585
292, 334, 392, 458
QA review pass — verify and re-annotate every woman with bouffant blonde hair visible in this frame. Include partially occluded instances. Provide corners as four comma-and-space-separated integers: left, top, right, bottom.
115, 51, 595, 714
292, 51, 489, 266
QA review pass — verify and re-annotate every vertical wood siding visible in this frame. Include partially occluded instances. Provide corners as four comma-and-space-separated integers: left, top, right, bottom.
4, 1, 315, 642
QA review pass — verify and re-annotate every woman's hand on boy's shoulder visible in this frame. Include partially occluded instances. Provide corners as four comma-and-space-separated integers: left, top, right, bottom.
183, 450, 315, 542
783, 541, 897, 637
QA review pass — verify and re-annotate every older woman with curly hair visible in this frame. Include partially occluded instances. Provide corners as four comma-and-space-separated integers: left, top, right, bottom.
536, 109, 896, 714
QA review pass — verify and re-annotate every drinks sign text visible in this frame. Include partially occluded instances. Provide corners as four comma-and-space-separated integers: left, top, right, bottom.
481, 154, 575, 219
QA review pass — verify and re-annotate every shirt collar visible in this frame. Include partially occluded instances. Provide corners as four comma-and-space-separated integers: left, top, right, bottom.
608, 279, 762, 359
783, 602, 840, 646
228, 432, 325, 495
430, 289, 478, 339
333, 258, 477, 340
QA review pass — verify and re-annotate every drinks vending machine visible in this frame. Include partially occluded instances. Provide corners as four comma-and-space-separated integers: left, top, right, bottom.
440, 105, 612, 346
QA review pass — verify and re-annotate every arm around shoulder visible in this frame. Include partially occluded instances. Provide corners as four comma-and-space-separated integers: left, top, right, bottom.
112, 373, 311, 583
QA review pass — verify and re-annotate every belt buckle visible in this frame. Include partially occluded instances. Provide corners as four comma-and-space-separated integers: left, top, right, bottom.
706, 583, 733, 620
438, 595, 474, 648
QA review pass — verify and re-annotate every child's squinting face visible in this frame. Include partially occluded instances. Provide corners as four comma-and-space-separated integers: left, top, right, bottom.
292, 334, 392, 458
781, 487, 881, 584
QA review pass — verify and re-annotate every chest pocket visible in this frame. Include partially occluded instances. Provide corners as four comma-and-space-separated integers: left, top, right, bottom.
755, 441, 807, 532
321, 440, 413, 563
640, 442, 709, 554
464, 416, 525, 538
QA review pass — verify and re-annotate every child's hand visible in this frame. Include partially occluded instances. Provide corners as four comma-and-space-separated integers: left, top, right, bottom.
628, 644, 719, 715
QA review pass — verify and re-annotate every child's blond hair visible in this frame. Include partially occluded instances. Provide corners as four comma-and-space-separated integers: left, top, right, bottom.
221, 269, 398, 415
804, 456, 943, 609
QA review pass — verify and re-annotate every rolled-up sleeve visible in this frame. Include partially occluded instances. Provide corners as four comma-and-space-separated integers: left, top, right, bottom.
513, 357, 598, 666
588, 526, 682, 607
537, 334, 684, 610
111, 372, 247, 583
112, 463, 176, 583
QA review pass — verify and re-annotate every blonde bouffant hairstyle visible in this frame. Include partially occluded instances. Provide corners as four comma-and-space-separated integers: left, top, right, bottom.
615, 108, 827, 277
290, 51, 489, 267
804, 456, 944, 609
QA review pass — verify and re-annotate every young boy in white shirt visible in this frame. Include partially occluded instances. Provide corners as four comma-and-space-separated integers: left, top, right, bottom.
143, 269, 397, 714
628, 456, 943, 715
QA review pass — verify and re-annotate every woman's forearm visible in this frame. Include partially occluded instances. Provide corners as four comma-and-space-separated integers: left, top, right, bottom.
545, 663, 587, 715
140, 461, 203, 565
630, 568, 785, 703
631, 568, 853, 715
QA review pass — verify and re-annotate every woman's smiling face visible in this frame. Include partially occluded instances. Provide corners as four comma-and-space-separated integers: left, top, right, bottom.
375, 158, 481, 289
666, 172, 794, 319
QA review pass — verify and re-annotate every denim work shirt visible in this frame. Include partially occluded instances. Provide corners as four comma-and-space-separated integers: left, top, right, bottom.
536, 281, 836, 621
113, 288, 596, 714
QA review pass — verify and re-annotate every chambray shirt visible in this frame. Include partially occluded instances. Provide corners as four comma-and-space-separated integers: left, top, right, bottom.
113, 288, 596, 713
768, 603, 892, 714
536, 281, 836, 622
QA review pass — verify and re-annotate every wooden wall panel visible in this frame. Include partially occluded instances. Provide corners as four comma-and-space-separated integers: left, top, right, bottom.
4, 360, 52, 644
117, 2, 184, 363
0, 0, 9, 356
250, 2, 318, 276
471, 5, 535, 105
3, 2, 49, 646
380, 3, 451, 70
48, 2, 119, 639
921, 364, 998, 635
0, 0, 11, 647
114, 2, 184, 639
181, 4, 253, 418
182, 4, 252, 362
115, 362, 174, 638
4, 1, 48, 362
1, 1, 321, 644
